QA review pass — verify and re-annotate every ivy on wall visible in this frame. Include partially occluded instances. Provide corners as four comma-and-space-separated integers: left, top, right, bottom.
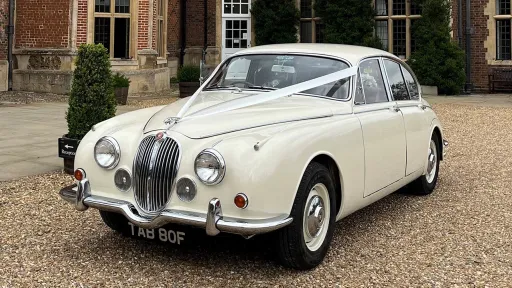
408, 0, 466, 95
251, 0, 300, 45
314, 0, 382, 49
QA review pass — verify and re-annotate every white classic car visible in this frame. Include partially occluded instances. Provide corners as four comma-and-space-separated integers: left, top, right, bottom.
60, 44, 448, 270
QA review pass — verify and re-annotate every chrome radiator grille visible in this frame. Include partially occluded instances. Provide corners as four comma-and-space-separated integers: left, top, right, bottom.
133, 135, 180, 213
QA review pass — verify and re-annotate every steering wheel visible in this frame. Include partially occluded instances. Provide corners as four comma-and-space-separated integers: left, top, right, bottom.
229, 80, 255, 87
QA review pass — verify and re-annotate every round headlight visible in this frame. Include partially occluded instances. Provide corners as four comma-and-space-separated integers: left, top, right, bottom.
194, 149, 225, 185
114, 169, 132, 191
94, 136, 120, 169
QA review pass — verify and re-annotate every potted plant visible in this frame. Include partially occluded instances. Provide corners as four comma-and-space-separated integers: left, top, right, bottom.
59, 44, 116, 174
177, 65, 200, 98
113, 72, 131, 105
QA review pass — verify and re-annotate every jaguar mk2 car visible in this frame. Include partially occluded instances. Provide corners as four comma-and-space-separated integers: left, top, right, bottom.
60, 44, 448, 270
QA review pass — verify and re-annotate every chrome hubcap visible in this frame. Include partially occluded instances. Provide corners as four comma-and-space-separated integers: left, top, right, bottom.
426, 140, 437, 183
303, 183, 330, 252
305, 195, 325, 238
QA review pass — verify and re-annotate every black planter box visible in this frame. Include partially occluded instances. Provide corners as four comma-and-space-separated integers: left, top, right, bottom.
58, 135, 80, 175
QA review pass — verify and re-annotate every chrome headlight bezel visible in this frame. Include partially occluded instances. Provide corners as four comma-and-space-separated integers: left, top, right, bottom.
94, 136, 121, 169
194, 148, 226, 185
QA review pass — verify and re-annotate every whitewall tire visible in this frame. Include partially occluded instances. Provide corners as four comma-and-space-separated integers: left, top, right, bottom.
409, 133, 440, 195
276, 162, 336, 270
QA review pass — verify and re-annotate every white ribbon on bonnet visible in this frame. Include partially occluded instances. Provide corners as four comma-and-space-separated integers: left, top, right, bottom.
176, 66, 358, 121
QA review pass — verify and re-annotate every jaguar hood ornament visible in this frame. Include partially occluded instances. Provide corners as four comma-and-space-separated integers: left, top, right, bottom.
164, 117, 181, 127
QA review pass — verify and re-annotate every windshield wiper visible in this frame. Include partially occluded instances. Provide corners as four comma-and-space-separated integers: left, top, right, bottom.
246, 85, 277, 90
204, 85, 234, 90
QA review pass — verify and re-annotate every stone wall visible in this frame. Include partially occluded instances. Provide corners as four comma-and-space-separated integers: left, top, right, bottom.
0, 0, 9, 91
12, 48, 74, 94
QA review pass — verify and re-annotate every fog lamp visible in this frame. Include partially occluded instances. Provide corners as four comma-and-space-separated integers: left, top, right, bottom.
177, 177, 197, 202
114, 169, 132, 192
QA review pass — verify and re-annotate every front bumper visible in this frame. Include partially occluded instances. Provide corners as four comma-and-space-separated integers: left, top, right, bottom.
59, 179, 293, 237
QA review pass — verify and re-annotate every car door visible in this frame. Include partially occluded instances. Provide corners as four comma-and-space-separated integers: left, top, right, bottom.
354, 58, 407, 197
382, 58, 430, 176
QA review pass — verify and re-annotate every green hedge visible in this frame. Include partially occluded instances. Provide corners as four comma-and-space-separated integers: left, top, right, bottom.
177, 65, 200, 82
66, 44, 116, 140
314, 0, 383, 49
112, 72, 130, 88
251, 0, 299, 45
408, 0, 466, 95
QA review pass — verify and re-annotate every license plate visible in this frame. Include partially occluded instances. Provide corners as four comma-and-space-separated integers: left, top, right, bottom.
127, 222, 185, 245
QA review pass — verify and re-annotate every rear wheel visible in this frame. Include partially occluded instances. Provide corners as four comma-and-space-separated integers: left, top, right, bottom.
409, 133, 440, 195
276, 162, 336, 270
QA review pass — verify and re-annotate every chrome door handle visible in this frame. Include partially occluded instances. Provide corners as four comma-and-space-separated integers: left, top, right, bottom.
418, 104, 427, 110
389, 106, 400, 112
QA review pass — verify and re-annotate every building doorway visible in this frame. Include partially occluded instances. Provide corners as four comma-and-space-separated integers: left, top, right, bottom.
221, 0, 252, 60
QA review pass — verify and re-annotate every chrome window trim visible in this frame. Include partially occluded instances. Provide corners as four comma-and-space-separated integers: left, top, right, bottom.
398, 63, 421, 101
378, 57, 395, 102
352, 101, 397, 114
354, 69, 367, 105
352, 57, 391, 106
380, 56, 424, 102
94, 136, 121, 170
204, 52, 354, 103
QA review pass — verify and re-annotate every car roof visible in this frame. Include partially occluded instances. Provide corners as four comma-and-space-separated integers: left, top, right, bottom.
234, 43, 399, 66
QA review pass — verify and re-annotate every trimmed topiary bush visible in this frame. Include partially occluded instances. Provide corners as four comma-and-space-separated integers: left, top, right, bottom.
314, 0, 383, 49
177, 65, 200, 83
251, 0, 299, 45
408, 0, 465, 95
112, 72, 130, 88
66, 44, 116, 139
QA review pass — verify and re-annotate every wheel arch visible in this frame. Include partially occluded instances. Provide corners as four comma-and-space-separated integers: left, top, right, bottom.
304, 153, 344, 217
430, 121, 443, 161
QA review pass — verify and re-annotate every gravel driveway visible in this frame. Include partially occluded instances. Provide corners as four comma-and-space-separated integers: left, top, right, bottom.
1, 103, 512, 287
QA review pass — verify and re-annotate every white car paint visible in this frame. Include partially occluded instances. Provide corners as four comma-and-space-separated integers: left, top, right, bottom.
73, 44, 444, 226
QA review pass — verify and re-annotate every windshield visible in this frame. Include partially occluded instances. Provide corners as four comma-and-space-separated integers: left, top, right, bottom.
205, 54, 351, 100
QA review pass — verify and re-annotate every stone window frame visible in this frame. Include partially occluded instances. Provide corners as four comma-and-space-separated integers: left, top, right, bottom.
374, 0, 421, 60
495, 0, 512, 60
87, 0, 138, 60
156, 0, 168, 58
298, 0, 323, 43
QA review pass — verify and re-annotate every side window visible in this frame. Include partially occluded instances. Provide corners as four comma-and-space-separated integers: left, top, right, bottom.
359, 59, 388, 104
401, 67, 420, 100
383, 59, 409, 101
354, 72, 365, 105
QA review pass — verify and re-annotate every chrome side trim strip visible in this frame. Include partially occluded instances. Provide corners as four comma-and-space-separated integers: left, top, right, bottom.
59, 180, 293, 236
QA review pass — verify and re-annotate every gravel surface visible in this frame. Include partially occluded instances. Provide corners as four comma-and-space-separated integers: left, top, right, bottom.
1, 103, 512, 287
0, 91, 69, 104
0, 87, 179, 107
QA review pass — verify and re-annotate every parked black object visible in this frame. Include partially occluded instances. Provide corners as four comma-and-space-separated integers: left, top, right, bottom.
59, 135, 81, 175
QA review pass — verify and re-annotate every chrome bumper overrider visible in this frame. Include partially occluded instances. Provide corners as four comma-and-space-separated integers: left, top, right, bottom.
443, 139, 448, 158
59, 179, 293, 237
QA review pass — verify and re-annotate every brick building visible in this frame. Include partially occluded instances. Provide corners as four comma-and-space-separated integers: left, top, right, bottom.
0, 0, 510, 94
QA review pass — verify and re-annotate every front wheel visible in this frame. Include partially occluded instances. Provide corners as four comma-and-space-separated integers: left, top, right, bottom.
276, 162, 336, 270
409, 133, 440, 195
99, 210, 129, 234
